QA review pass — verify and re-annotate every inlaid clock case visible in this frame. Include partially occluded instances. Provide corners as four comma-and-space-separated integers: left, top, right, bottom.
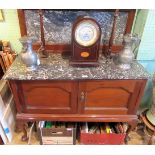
70, 17, 101, 67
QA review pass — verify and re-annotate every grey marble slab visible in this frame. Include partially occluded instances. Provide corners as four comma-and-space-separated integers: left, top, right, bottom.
25, 10, 127, 45
3, 53, 150, 80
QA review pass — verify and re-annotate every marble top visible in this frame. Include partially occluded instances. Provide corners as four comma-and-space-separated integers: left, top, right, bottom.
3, 53, 150, 80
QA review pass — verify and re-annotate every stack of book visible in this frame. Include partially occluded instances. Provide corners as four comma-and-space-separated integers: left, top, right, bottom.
80, 122, 127, 144
81, 122, 127, 134
38, 121, 76, 145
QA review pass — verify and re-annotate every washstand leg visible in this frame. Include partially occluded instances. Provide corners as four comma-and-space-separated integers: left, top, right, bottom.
21, 123, 28, 141
125, 120, 138, 144
15, 122, 22, 133
16, 121, 28, 141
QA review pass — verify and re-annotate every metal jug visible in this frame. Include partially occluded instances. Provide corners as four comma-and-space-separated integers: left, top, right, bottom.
19, 36, 40, 71
114, 33, 140, 70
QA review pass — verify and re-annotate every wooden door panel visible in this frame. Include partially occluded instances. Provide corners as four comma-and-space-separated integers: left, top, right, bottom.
10, 79, 146, 117
24, 87, 70, 107
78, 80, 144, 115
82, 81, 136, 92
18, 81, 78, 114
86, 88, 130, 107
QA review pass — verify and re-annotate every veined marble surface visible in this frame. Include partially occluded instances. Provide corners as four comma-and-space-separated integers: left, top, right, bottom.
3, 53, 150, 80
25, 10, 127, 45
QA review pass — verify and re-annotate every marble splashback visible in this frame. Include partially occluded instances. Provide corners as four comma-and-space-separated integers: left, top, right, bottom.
25, 10, 128, 45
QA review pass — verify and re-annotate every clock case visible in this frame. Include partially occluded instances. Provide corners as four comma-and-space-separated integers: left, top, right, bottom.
70, 16, 101, 67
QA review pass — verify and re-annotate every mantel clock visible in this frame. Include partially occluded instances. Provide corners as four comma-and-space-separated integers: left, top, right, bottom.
70, 16, 101, 67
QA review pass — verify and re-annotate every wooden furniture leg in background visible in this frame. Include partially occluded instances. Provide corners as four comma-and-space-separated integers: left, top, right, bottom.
148, 131, 155, 145
140, 110, 155, 145
16, 120, 28, 141
22, 123, 28, 141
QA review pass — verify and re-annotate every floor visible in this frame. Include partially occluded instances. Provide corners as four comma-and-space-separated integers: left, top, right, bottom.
7, 123, 155, 145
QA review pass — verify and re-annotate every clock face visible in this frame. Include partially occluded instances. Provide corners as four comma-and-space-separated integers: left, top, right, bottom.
75, 20, 100, 47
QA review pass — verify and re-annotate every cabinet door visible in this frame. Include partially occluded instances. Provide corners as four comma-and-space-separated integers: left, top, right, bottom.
17, 81, 78, 114
78, 80, 145, 115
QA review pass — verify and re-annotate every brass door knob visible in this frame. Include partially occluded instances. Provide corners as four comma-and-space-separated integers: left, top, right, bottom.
80, 92, 85, 102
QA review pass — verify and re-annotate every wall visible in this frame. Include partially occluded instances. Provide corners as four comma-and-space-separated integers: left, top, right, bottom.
132, 9, 149, 58
132, 10, 155, 110
136, 10, 155, 76
133, 9, 155, 74
132, 10, 149, 38
137, 10, 155, 61
0, 9, 22, 53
